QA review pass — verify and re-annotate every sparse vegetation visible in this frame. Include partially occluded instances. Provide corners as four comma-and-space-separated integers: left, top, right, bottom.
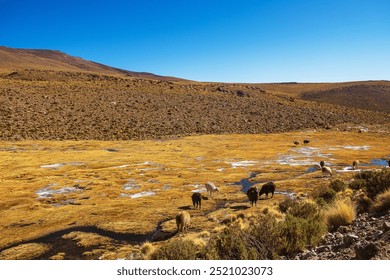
150, 238, 199, 260
312, 185, 337, 205
330, 179, 346, 193
352, 170, 390, 199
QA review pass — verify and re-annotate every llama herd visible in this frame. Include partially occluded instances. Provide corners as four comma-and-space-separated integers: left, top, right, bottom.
175, 141, 390, 233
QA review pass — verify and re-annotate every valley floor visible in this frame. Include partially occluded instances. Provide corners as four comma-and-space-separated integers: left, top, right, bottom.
0, 130, 389, 259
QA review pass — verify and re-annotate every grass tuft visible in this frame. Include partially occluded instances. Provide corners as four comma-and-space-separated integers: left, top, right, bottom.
324, 199, 356, 231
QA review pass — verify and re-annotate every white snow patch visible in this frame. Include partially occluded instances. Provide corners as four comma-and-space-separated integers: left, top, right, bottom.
337, 167, 361, 173
129, 191, 156, 199
115, 164, 130, 168
36, 184, 80, 199
344, 145, 370, 151
40, 162, 84, 169
40, 163, 64, 169
228, 160, 257, 168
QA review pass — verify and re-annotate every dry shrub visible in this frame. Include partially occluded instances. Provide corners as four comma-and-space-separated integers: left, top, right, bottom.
277, 201, 326, 257
352, 170, 390, 198
203, 224, 261, 260
329, 179, 346, 192
324, 199, 356, 231
278, 197, 296, 213
150, 238, 198, 260
312, 185, 337, 206
371, 188, 390, 214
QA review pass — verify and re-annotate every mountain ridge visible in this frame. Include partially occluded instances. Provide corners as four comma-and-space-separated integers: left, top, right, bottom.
0, 46, 185, 81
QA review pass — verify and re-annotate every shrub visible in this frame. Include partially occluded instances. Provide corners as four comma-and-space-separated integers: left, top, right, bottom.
278, 206, 326, 257
150, 238, 198, 260
348, 179, 366, 190
352, 170, 390, 199
355, 194, 373, 214
278, 197, 296, 213
330, 179, 346, 192
203, 224, 259, 260
287, 200, 320, 219
371, 188, 390, 214
312, 185, 337, 205
249, 214, 283, 260
324, 199, 356, 231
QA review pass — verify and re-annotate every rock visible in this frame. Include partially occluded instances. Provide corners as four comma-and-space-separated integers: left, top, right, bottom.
316, 245, 331, 253
338, 226, 350, 234
334, 232, 344, 240
343, 234, 359, 246
382, 222, 390, 231
355, 242, 379, 260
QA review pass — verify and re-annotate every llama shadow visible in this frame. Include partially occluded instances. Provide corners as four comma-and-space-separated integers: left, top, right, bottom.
178, 205, 192, 210
230, 205, 250, 211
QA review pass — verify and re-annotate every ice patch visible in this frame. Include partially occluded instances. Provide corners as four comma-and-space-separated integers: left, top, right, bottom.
217, 168, 225, 172
129, 191, 156, 199
337, 167, 361, 173
36, 184, 81, 199
276, 147, 332, 166
40, 163, 64, 169
274, 190, 296, 198
344, 145, 370, 151
191, 188, 206, 193
276, 155, 317, 166
115, 164, 130, 168
123, 180, 141, 190
228, 160, 257, 168
40, 162, 85, 169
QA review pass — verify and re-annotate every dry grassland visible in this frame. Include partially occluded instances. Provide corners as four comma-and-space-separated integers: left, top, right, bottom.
0, 130, 389, 259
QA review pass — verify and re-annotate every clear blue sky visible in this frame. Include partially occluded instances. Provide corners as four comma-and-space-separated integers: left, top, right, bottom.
1, 0, 389, 82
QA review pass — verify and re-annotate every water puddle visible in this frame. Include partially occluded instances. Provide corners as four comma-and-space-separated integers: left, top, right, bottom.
371, 158, 389, 167
232, 172, 297, 197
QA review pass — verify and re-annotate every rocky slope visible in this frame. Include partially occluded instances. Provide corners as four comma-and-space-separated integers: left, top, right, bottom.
1, 69, 389, 141
295, 210, 390, 260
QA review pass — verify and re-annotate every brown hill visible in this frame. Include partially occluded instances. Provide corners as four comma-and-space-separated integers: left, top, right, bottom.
0, 46, 184, 81
0, 69, 389, 141
254, 81, 390, 114
300, 82, 390, 113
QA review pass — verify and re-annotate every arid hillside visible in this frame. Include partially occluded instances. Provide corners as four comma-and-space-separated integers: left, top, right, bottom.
255, 81, 390, 114
0, 46, 390, 141
0, 46, 183, 81
1, 68, 390, 141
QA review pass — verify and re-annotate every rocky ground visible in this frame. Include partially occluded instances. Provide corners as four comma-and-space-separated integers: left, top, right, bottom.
295, 210, 390, 260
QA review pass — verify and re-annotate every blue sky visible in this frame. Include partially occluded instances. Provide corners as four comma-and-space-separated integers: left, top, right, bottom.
1, 0, 389, 82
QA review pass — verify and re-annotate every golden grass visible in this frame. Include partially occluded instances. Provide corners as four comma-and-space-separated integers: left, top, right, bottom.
0, 130, 389, 258
371, 188, 390, 213
0, 243, 50, 260
324, 198, 356, 230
